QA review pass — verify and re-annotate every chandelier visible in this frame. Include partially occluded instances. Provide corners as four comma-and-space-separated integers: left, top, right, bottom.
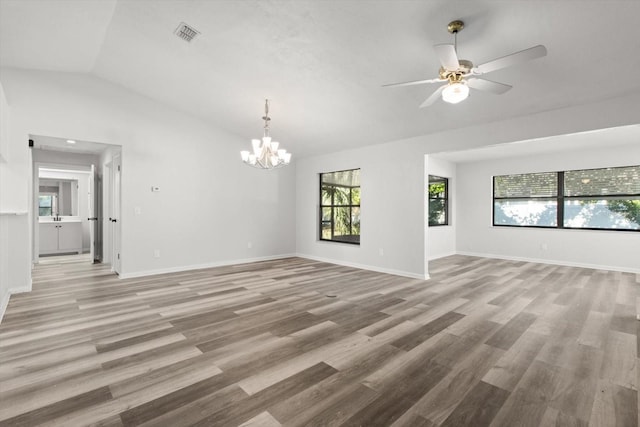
240, 99, 292, 169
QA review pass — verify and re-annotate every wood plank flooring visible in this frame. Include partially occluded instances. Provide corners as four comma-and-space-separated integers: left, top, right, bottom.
0, 255, 638, 426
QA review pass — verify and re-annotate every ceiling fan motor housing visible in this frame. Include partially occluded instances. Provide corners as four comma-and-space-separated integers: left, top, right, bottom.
439, 59, 473, 80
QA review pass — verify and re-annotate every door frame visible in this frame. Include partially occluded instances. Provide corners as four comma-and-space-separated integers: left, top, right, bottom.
32, 162, 92, 263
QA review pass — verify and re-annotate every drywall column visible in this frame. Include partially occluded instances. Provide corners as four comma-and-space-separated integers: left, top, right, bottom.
0, 81, 32, 322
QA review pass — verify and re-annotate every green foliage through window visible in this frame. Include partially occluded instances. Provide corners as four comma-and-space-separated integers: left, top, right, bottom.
494, 165, 639, 231
428, 175, 448, 226
38, 195, 53, 216
320, 169, 360, 244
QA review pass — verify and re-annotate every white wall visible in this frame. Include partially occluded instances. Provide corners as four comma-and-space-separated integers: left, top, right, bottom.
0, 81, 7, 162
427, 156, 456, 260
0, 80, 31, 322
0, 68, 296, 282
456, 143, 640, 273
296, 142, 427, 279
0, 80, 10, 320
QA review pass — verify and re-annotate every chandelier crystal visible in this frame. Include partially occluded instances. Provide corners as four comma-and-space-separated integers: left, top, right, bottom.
240, 99, 292, 169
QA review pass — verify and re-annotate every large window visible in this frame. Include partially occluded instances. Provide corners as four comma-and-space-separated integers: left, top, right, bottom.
493, 165, 639, 231
428, 175, 448, 226
320, 169, 360, 244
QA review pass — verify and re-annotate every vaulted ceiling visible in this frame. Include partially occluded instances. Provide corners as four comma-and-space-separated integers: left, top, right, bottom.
1, 0, 639, 157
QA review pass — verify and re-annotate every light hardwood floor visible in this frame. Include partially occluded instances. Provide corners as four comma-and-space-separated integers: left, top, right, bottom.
0, 255, 637, 426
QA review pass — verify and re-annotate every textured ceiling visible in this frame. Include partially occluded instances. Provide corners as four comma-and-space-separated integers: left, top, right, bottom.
1, 0, 640, 157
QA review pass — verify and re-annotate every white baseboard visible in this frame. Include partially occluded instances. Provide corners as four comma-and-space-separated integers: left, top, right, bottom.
0, 291, 8, 324
296, 253, 429, 280
456, 251, 640, 274
118, 253, 297, 279
0, 283, 31, 324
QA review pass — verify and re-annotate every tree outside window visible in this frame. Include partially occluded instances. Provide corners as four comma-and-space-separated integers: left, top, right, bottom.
493, 165, 639, 231
428, 175, 448, 226
38, 194, 56, 216
320, 169, 360, 244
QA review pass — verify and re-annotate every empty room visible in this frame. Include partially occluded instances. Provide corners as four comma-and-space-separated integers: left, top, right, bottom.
0, 1, 638, 426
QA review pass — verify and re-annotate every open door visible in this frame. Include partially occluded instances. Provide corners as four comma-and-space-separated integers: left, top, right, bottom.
112, 154, 121, 274
88, 165, 96, 262
88, 164, 103, 263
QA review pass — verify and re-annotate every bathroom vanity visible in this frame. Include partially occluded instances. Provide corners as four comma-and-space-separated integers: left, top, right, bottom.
39, 218, 83, 255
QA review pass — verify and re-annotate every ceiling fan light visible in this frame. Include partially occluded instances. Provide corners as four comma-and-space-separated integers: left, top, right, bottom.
442, 81, 469, 104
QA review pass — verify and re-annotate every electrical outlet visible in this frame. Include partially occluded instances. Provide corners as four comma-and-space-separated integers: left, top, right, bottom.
154, 249, 160, 258
247, 241, 253, 249
379, 248, 384, 256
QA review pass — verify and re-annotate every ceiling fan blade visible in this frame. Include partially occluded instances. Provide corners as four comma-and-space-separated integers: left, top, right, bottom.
419, 85, 445, 108
467, 77, 512, 94
382, 77, 444, 88
474, 45, 547, 74
434, 44, 460, 71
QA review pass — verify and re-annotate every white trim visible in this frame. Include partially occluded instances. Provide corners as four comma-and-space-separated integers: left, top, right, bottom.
297, 253, 429, 280
456, 251, 640, 274
117, 253, 297, 279
0, 291, 8, 324
0, 282, 31, 324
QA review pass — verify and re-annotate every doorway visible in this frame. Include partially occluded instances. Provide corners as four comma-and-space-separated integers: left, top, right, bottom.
35, 163, 92, 261
30, 135, 122, 274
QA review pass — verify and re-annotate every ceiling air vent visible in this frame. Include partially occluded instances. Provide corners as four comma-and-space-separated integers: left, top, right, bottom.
174, 22, 200, 43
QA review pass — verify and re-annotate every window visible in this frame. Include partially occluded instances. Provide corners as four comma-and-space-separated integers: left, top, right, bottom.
563, 166, 640, 230
38, 194, 56, 216
428, 175, 449, 226
320, 169, 360, 244
493, 165, 639, 231
493, 172, 558, 227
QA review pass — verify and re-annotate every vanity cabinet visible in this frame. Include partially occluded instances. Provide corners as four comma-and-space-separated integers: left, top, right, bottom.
39, 221, 83, 255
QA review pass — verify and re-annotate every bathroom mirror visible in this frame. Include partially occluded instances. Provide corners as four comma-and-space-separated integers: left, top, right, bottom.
38, 178, 79, 216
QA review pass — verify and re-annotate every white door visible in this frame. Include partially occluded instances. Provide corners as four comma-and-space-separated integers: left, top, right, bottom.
88, 165, 96, 261
103, 162, 112, 265
112, 154, 122, 274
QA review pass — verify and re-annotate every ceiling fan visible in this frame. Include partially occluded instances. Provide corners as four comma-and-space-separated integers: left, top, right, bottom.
384, 20, 547, 107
